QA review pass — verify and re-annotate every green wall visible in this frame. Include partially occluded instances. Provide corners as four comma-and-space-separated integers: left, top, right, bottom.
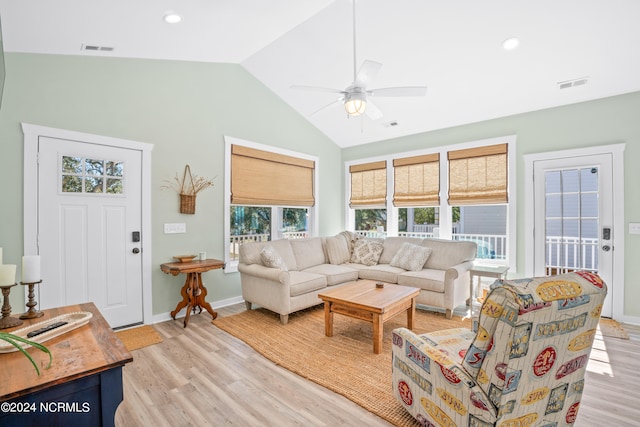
1, 52, 639, 320
344, 91, 640, 319
0, 53, 344, 317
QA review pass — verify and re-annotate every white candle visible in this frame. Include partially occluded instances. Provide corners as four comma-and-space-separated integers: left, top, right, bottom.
0, 264, 17, 286
22, 255, 41, 283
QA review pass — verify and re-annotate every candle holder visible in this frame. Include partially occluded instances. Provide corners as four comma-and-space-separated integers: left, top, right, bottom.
0, 283, 23, 329
20, 280, 44, 319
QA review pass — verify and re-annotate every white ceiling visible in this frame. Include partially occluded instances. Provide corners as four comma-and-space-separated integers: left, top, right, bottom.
1, 0, 640, 148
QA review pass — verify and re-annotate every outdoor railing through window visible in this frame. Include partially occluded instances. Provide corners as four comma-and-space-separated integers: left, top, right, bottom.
545, 236, 599, 275
229, 231, 309, 261
229, 233, 270, 261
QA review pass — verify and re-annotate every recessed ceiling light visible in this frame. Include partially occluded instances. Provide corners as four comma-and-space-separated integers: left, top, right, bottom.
163, 12, 182, 24
502, 37, 520, 51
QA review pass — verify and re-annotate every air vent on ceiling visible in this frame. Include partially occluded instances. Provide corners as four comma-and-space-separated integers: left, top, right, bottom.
383, 121, 399, 128
558, 76, 589, 90
81, 44, 115, 52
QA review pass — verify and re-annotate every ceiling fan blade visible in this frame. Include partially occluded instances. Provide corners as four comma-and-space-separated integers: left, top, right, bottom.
310, 97, 344, 116
365, 100, 383, 121
290, 85, 344, 95
353, 60, 382, 88
369, 86, 428, 97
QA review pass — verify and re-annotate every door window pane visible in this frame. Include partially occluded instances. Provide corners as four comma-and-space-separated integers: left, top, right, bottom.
61, 156, 124, 195
544, 167, 599, 275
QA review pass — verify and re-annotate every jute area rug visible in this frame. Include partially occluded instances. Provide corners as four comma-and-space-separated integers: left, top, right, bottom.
115, 324, 163, 351
213, 306, 471, 427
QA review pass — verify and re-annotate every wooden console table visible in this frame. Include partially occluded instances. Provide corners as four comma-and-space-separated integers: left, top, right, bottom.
0, 302, 132, 427
161, 259, 225, 327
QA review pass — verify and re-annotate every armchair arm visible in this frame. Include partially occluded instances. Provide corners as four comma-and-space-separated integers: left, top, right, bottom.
392, 327, 497, 426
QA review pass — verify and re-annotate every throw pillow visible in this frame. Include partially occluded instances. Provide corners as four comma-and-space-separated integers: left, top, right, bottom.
390, 242, 433, 271
260, 245, 288, 271
350, 238, 384, 266
326, 235, 351, 265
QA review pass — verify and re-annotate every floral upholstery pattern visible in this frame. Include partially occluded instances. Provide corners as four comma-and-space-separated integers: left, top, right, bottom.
350, 238, 384, 266
392, 271, 607, 426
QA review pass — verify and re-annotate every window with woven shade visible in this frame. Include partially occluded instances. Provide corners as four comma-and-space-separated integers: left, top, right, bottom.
231, 144, 315, 206
448, 143, 508, 205
349, 161, 387, 207
393, 153, 440, 207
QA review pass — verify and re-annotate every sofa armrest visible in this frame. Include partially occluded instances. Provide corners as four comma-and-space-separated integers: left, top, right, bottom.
237, 263, 289, 284
444, 260, 474, 281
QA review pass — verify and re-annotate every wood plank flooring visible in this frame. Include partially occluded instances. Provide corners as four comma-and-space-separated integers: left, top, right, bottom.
115, 305, 640, 426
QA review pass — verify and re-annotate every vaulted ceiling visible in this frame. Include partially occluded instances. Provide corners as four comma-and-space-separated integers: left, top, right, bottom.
1, 0, 639, 147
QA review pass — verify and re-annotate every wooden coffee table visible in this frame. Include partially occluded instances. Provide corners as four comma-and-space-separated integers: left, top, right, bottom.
318, 280, 420, 354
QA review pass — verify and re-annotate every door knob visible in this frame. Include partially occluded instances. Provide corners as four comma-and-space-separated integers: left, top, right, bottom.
602, 245, 611, 252
132, 248, 141, 254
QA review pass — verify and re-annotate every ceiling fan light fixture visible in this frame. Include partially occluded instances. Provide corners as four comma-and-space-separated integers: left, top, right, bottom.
344, 92, 367, 116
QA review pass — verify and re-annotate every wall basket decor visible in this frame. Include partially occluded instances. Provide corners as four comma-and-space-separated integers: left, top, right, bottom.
162, 165, 215, 214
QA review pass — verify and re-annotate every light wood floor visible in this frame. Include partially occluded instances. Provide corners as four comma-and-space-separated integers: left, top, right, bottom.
115, 305, 640, 426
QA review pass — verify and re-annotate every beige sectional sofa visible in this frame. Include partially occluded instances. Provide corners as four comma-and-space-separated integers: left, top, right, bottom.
238, 232, 477, 324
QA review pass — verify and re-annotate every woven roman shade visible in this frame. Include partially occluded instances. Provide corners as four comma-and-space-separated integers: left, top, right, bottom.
393, 153, 440, 207
448, 143, 508, 205
231, 145, 315, 206
349, 161, 387, 207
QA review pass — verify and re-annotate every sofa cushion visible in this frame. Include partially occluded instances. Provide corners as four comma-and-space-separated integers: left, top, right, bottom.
287, 271, 327, 297
350, 238, 384, 266
356, 264, 406, 284
290, 237, 327, 270
390, 242, 433, 271
421, 238, 477, 270
239, 239, 298, 271
378, 236, 423, 265
398, 269, 446, 293
326, 235, 351, 265
260, 245, 288, 271
303, 264, 359, 286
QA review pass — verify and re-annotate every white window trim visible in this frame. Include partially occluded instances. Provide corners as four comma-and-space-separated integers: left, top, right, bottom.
223, 136, 319, 273
345, 135, 517, 271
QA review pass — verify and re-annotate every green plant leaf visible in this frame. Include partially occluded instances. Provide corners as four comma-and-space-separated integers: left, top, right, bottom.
0, 332, 52, 375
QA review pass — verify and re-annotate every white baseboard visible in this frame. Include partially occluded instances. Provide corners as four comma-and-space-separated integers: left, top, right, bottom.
150, 295, 244, 324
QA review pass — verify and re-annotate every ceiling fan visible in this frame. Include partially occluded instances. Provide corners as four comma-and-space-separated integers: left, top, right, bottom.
291, 0, 427, 120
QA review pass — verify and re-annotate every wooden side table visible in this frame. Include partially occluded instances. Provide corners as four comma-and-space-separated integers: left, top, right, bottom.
469, 265, 509, 317
160, 259, 225, 328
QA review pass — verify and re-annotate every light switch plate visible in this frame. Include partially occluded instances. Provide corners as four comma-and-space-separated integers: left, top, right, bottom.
164, 223, 186, 234
629, 223, 640, 234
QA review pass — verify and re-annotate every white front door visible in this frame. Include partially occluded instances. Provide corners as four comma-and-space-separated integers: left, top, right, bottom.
37, 136, 143, 328
532, 153, 614, 317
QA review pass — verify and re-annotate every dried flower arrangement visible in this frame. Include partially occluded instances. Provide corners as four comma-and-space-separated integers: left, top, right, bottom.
161, 165, 215, 214
161, 166, 215, 195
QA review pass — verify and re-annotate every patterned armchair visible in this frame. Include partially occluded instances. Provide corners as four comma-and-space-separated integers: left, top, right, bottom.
392, 271, 607, 426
